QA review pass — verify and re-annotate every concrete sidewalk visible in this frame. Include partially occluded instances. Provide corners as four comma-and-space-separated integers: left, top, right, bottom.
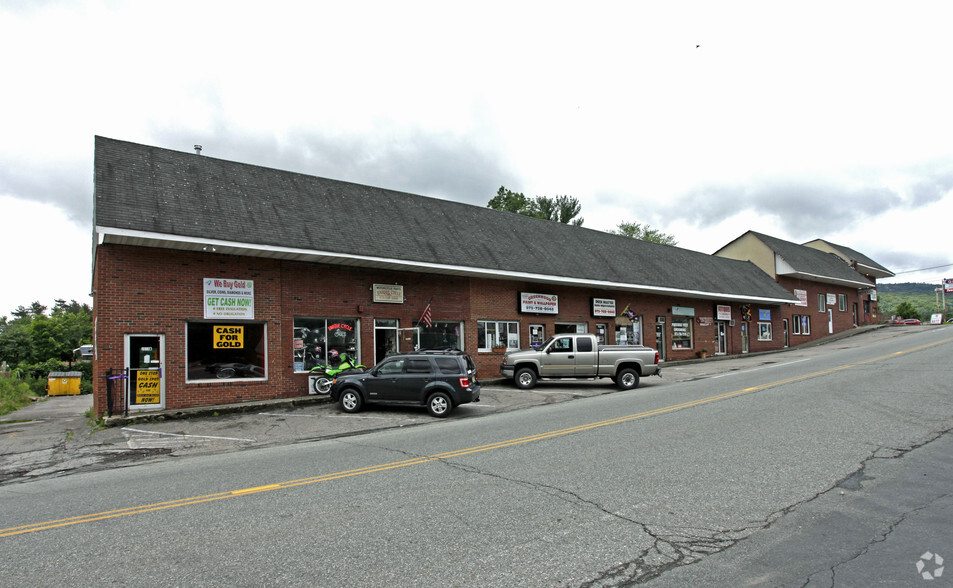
0, 324, 925, 486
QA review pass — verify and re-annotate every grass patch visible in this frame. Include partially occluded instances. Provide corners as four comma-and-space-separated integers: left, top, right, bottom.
85, 407, 107, 431
0, 376, 37, 417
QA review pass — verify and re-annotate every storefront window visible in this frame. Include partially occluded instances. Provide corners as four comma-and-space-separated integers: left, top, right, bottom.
757, 322, 773, 341
793, 315, 811, 335
293, 318, 359, 372
419, 321, 463, 350
186, 322, 266, 381
478, 320, 519, 351
615, 317, 642, 345
671, 317, 693, 350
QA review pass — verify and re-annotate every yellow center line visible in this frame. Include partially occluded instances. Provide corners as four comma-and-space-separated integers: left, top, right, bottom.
3, 336, 950, 538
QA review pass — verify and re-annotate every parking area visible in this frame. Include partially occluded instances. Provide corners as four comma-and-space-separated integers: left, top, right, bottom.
4, 324, 940, 485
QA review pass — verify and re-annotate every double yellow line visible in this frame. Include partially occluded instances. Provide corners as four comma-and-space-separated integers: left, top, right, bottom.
3, 336, 949, 538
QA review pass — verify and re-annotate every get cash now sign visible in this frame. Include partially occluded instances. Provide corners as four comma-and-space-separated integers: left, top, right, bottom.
204, 278, 254, 319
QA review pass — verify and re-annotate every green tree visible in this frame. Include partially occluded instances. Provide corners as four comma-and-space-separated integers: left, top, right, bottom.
609, 221, 678, 246
0, 298, 92, 366
487, 186, 584, 226
487, 186, 536, 216
0, 321, 35, 364
893, 301, 920, 320
536, 195, 584, 226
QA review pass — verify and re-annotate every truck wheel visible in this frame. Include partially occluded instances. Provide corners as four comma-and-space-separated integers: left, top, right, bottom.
427, 391, 453, 418
339, 389, 363, 413
515, 368, 537, 389
616, 368, 640, 390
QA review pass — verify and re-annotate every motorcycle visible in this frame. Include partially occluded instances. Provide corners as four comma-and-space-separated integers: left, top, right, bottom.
308, 351, 365, 394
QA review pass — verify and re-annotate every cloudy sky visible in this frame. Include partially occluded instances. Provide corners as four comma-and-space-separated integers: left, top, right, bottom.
2, 1, 952, 316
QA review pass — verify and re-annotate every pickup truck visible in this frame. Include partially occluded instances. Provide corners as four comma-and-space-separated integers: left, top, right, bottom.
500, 333, 661, 390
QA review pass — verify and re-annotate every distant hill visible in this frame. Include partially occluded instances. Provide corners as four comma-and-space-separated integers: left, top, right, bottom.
878, 282, 941, 294
877, 282, 949, 320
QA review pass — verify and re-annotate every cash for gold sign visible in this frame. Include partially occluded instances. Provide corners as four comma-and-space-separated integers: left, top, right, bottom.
214, 326, 244, 348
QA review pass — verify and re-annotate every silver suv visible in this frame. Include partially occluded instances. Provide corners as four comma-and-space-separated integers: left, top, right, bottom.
329, 349, 480, 417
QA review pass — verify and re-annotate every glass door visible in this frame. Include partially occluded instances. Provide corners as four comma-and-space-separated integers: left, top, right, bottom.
374, 319, 399, 364
125, 334, 165, 409
655, 318, 667, 362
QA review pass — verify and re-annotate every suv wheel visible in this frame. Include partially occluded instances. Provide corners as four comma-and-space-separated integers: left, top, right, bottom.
340, 389, 363, 413
427, 391, 453, 418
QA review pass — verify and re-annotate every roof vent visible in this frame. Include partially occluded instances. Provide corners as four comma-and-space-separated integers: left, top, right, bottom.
194, 144, 202, 155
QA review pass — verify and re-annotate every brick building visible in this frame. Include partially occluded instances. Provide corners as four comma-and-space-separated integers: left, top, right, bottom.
714, 231, 882, 347
91, 137, 886, 416
802, 238, 894, 323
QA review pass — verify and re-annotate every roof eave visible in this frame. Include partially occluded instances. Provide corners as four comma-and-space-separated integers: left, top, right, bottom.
777, 269, 874, 290
853, 262, 894, 279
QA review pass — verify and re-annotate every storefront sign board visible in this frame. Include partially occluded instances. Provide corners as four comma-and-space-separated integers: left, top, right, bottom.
135, 370, 161, 404
204, 278, 254, 319
794, 289, 808, 307
213, 326, 244, 349
373, 284, 404, 303
592, 298, 616, 317
520, 292, 558, 314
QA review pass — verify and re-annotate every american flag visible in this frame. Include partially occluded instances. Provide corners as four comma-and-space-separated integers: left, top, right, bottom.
419, 302, 433, 328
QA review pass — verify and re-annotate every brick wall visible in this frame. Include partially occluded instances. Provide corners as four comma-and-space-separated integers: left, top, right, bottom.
94, 244, 848, 415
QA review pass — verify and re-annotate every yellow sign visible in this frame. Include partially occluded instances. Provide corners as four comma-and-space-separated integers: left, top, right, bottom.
135, 370, 161, 404
213, 325, 244, 348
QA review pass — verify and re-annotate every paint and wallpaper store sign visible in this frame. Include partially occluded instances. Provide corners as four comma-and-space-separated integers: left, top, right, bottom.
520, 292, 558, 314
204, 278, 254, 319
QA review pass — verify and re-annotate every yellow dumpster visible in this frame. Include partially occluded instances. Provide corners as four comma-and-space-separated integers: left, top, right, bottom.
48, 371, 82, 396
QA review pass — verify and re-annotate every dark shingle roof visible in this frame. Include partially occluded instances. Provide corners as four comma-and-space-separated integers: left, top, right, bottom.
748, 232, 875, 288
807, 240, 894, 277
94, 136, 797, 303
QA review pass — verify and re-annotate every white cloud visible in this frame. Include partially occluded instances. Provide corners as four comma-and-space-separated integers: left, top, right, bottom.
1, 0, 952, 314
0, 196, 93, 316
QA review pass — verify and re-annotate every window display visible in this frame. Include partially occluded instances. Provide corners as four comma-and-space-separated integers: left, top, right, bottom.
478, 320, 519, 351
671, 317, 693, 349
418, 321, 462, 350
294, 318, 358, 372
187, 322, 266, 381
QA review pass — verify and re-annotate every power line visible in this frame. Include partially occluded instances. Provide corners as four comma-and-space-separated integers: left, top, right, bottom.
892, 263, 953, 275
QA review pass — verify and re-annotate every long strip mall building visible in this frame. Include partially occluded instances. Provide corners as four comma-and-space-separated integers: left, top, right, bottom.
91, 137, 892, 416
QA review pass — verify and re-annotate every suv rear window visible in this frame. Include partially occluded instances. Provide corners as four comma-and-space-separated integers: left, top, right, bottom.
434, 357, 461, 374
405, 359, 433, 374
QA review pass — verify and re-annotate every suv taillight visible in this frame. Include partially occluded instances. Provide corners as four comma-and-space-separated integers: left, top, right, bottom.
459, 377, 470, 388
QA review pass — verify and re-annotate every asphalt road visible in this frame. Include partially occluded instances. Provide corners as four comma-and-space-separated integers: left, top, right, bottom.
1, 326, 951, 586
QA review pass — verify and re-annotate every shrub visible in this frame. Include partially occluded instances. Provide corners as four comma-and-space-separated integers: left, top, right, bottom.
0, 376, 35, 416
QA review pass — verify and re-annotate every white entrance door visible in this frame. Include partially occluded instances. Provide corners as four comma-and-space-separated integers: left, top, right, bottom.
125, 334, 165, 409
